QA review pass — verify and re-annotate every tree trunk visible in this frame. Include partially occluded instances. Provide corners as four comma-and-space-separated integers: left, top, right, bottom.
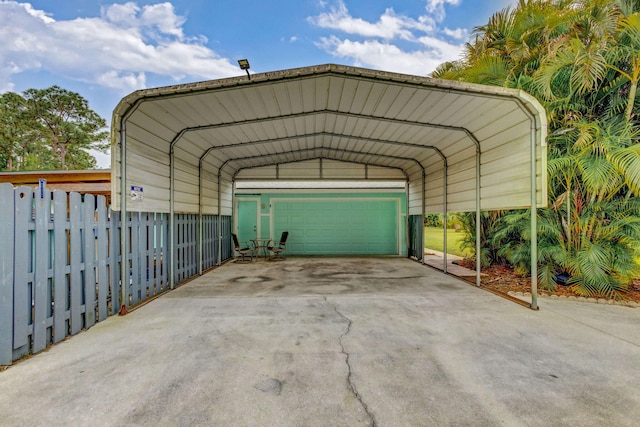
60, 145, 67, 169
625, 80, 637, 122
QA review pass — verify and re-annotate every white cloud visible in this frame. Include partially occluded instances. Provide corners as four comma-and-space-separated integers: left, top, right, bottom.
95, 71, 146, 90
309, 1, 435, 41
425, 0, 461, 22
103, 2, 140, 26
139, 3, 185, 38
442, 27, 467, 40
309, 0, 466, 76
317, 36, 463, 76
417, 35, 464, 56
101, 2, 186, 39
0, 1, 238, 93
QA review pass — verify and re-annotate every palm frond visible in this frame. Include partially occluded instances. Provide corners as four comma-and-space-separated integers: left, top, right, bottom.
569, 38, 609, 94
608, 144, 640, 195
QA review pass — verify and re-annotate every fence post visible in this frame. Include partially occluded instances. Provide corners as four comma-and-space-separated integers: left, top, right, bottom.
130, 212, 139, 305
12, 186, 31, 356
32, 188, 51, 353
53, 191, 68, 344
0, 184, 15, 365
161, 213, 169, 291
96, 196, 108, 322
69, 192, 83, 334
83, 194, 96, 328
140, 212, 149, 300
109, 209, 121, 315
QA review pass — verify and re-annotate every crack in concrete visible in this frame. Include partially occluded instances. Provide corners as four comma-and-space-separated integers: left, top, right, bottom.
324, 297, 377, 427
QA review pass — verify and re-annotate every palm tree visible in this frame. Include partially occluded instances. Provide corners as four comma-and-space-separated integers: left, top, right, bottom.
435, 0, 640, 299
607, 10, 640, 120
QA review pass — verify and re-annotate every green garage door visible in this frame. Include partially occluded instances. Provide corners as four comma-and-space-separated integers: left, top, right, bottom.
273, 199, 399, 255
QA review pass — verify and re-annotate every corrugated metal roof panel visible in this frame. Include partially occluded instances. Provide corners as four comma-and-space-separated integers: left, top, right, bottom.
111, 64, 547, 214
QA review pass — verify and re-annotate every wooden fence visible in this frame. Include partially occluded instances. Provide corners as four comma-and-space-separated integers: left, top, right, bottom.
0, 184, 231, 365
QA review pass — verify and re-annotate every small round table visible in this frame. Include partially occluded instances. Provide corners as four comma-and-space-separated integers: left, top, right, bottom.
251, 238, 272, 259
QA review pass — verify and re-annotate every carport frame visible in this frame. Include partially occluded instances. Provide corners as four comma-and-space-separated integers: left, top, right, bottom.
115, 65, 545, 310
169, 121, 461, 277
199, 140, 440, 265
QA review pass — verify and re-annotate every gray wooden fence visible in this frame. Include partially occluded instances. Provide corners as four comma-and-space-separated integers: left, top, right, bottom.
0, 183, 232, 365
202, 215, 232, 271
0, 184, 122, 364
175, 214, 198, 283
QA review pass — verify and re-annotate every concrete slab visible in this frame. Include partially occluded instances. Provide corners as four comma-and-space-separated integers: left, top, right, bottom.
423, 248, 483, 278
1, 257, 640, 426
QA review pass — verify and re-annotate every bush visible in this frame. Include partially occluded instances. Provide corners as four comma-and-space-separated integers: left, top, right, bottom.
424, 214, 442, 227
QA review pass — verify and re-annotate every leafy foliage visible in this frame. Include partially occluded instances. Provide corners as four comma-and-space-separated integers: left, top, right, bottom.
424, 214, 443, 227
455, 211, 508, 268
435, 0, 640, 298
0, 86, 108, 171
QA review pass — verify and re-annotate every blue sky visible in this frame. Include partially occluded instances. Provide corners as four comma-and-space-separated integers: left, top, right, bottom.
0, 0, 516, 167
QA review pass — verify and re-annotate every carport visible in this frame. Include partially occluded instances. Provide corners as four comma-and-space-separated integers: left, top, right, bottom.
111, 64, 547, 308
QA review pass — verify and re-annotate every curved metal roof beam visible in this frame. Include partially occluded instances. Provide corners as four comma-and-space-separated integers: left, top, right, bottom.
198, 131, 446, 168
171, 109, 478, 158
222, 146, 419, 180
227, 146, 422, 169
216, 152, 409, 182
243, 157, 406, 180
205, 130, 441, 152
229, 156, 409, 181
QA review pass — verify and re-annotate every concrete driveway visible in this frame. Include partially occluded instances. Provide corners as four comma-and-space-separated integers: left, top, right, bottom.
1, 257, 640, 426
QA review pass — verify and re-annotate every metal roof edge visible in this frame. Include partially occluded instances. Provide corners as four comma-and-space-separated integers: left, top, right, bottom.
110, 62, 548, 139
111, 63, 548, 119
516, 89, 548, 140
110, 65, 548, 146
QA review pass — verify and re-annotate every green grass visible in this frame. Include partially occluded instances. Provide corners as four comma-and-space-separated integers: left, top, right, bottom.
424, 227, 468, 257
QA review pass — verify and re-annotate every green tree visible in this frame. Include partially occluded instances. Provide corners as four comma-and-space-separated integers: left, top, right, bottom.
22, 86, 108, 170
455, 211, 508, 269
0, 86, 108, 171
605, 9, 640, 121
434, 0, 640, 298
0, 92, 31, 171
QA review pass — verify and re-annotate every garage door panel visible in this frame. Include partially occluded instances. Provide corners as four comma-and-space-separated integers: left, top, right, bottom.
273, 199, 398, 255
288, 242, 306, 252
288, 215, 306, 226
335, 216, 350, 225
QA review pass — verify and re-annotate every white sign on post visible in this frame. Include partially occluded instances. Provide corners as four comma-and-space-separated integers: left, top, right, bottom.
130, 185, 143, 202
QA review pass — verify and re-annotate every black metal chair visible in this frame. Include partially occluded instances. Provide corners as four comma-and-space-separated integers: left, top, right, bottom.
267, 231, 289, 261
232, 233, 256, 263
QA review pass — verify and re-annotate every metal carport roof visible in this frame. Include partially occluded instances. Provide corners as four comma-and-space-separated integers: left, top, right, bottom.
111, 63, 547, 309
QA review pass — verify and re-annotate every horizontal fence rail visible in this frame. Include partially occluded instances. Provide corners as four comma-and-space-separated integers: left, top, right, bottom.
0, 183, 232, 365
124, 211, 170, 307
